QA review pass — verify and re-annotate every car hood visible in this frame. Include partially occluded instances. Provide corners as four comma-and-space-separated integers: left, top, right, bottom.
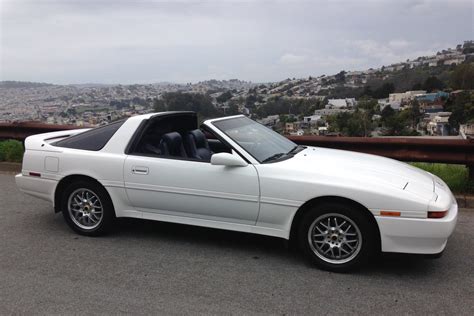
281, 146, 435, 200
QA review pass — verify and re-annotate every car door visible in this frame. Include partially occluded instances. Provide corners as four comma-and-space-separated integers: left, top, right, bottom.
123, 155, 260, 225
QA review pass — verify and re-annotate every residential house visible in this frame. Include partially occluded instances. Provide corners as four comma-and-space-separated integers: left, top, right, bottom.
285, 122, 295, 134
302, 115, 322, 125
258, 115, 280, 127
314, 108, 354, 117
389, 90, 426, 103
326, 98, 356, 109
460, 124, 474, 139
427, 112, 451, 136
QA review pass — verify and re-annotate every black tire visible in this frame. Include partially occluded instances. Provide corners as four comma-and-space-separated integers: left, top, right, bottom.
60, 180, 115, 236
297, 201, 377, 272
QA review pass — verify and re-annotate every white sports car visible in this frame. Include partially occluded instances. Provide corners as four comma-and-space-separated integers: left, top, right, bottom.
16, 112, 458, 271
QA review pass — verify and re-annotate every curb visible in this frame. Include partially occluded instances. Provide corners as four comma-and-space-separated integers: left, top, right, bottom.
0, 162, 21, 174
455, 194, 474, 209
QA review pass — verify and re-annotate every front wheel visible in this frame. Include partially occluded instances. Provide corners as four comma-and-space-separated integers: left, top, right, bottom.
298, 202, 377, 272
60, 180, 115, 236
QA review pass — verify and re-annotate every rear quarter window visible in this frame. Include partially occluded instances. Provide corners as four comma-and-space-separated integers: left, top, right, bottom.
52, 120, 125, 151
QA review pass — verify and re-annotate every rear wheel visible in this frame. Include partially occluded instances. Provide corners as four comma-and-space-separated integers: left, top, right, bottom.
298, 202, 376, 272
60, 180, 114, 236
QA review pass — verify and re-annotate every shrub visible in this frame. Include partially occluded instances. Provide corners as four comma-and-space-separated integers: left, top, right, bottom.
0, 140, 24, 162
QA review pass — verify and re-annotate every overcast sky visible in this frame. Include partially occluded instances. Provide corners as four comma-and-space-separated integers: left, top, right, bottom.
0, 0, 472, 84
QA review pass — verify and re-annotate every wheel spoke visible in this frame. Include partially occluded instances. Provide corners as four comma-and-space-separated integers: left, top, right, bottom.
315, 226, 325, 234
68, 188, 103, 230
344, 224, 352, 233
308, 213, 362, 263
340, 247, 350, 255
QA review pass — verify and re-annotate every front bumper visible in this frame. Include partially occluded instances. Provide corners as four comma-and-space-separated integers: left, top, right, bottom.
375, 201, 458, 254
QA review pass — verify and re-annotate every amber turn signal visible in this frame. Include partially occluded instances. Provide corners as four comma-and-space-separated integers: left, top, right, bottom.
380, 211, 401, 217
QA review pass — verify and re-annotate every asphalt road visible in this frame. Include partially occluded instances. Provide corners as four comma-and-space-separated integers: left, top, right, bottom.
1, 174, 473, 315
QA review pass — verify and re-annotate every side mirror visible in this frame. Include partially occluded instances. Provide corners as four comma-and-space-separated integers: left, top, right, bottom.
211, 152, 248, 167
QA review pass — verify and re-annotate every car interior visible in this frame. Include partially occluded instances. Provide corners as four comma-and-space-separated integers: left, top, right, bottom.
130, 113, 231, 162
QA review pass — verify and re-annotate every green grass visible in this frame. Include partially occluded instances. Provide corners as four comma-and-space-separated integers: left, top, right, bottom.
0, 140, 24, 163
411, 163, 472, 194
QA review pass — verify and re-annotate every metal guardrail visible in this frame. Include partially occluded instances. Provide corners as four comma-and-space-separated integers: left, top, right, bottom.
0, 122, 76, 141
287, 135, 474, 180
288, 136, 474, 165
1, 122, 473, 177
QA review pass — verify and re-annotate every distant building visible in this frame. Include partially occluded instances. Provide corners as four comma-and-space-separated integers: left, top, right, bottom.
302, 115, 322, 125
443, 55, 465, 65
326, 98, 356, 109
378, 98, 401, 110
460, 124, 474, 139
427, 112, 451, 136
258, 115, 280, 127
415, 91, 449, 103
422, 104, 444, 113
314, 108, 353, 117
290, 129, 304, 136
317, 126, 328, 136
389, 90, 426, 103
285, 122, 295, 134
385, 63, 405, 72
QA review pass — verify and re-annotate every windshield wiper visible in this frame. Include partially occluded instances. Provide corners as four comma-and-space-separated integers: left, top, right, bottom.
286, 145, 305, 155
262, 152, 286, 163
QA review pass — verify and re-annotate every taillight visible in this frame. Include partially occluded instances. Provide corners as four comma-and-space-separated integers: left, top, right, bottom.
428, 210, 448, 219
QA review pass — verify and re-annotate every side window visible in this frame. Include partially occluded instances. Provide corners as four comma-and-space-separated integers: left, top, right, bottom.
132, 128, 231, 161
52, 120, 124, 151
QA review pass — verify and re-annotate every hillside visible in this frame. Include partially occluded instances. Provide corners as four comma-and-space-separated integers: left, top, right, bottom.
0, 81, 54, 89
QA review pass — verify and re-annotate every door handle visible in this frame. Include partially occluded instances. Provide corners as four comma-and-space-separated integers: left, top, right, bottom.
132, 166, 149, 175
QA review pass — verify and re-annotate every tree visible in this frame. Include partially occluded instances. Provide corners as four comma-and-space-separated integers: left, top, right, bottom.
357, 98, 378, 136
445, 90, 474, 129
216, 91, 232, 103
335, 71, 346, 82
423, 76, 445, 92
327, 109, 373, 137
360, 83, 395, 99
245, 94, 257, 108
379, 103, 422, 136
373, 82, 395, 99
381, 105, 395, 121
407, 99, 422, 129
153, 92, 219, 118
451, 63, 474, 90
411, 82, 423, 90
153, 98, 166, 112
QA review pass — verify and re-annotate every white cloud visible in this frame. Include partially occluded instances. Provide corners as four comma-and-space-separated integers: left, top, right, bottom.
279, 53, 307, 65
0, 0, 472, 83
388, 39, 411, 49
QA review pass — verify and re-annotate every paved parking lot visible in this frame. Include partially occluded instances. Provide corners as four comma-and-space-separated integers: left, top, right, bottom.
1, 174, 473, 315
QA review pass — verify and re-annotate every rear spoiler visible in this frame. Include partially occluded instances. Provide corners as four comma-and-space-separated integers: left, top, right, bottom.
24, 128, 90, 151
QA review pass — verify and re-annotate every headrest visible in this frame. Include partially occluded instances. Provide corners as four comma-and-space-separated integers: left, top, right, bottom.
161, 132, 183, 148
188, 129, 207, 147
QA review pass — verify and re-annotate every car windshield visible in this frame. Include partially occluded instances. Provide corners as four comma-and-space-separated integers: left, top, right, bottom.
212, 116, 299, 163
